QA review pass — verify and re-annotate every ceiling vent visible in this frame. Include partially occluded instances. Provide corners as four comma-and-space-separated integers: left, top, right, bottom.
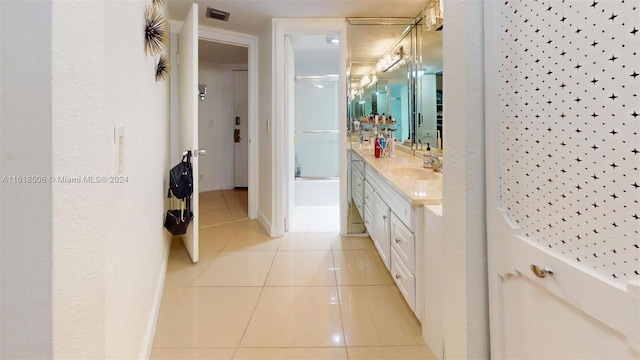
206, 7, 230, 22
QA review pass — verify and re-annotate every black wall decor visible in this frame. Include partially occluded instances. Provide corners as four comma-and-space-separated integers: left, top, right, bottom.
499, 0, 639, 283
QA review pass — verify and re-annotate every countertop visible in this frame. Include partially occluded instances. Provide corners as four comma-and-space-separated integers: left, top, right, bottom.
349, 144, 443, 205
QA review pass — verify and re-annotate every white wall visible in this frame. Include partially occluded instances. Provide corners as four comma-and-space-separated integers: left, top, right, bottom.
198, 62, 236, 191
258, 22, 274, 232
0, 1, 53, 358
50, 1, 171, 358
441, 0, 490, 358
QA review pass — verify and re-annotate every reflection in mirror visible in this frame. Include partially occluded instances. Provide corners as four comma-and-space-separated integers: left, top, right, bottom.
345, 13, 443, 235
415, 24, 443, 151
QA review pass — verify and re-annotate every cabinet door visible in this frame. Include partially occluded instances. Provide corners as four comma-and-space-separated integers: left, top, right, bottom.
372, 192, 391, 270
364, 204, 373, 235
390, 213, 415, 272
391, 247, 416, 311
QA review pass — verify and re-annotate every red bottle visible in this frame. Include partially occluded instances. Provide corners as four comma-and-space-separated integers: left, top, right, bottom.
374, 137, 381, 158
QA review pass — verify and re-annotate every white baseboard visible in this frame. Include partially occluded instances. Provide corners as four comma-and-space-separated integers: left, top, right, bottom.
258, 210, 276, 237
138, 233, 172, 359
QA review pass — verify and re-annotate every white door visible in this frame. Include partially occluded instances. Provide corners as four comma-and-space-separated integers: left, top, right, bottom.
284, 36, 295, 231
485, 0, 639, 358
178, 3, 199, 263
233, 70, 248, 187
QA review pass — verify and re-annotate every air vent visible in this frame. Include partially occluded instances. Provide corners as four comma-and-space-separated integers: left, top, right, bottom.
206, 7, 230, 22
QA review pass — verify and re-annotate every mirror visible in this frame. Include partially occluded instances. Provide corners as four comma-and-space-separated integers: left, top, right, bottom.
346, 13, 443, 235
415, 24, 443, 151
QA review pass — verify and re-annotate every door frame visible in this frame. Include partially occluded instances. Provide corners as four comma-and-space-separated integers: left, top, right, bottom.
170, 22, 259, 220
273, 19, 348, 237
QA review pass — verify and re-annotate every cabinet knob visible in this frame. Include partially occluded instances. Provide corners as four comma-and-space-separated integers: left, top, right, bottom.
395, 274, 401, 280
383, 215, 387, 220
530, 264, 553, 278
395, 238, 400, 244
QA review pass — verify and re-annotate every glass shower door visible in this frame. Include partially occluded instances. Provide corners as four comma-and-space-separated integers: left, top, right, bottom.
294, 79, 339, 180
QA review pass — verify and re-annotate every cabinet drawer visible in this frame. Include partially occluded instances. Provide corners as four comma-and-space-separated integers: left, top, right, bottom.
364, 180, 374, 208
391, 213, 416, 272
354, 192, 364, 220
352, 169, 364, 201
391, 247, 416, 312
364, 204, 373, 235
351, 151, 364, 173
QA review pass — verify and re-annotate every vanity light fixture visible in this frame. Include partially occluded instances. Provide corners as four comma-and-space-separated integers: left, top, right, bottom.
423, 0, 444, 31
377, 45, 406, 73
360, 75, 372, 88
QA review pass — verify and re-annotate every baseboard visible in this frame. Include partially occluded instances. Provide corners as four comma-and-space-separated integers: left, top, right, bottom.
138, 232, 172, 359
258, 210, 276, 237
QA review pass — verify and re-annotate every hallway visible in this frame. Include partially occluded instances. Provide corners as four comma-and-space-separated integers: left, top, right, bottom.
151, 215, 434, 359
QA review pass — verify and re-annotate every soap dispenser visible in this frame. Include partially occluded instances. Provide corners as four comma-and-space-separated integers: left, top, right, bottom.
423, 143, 433, 168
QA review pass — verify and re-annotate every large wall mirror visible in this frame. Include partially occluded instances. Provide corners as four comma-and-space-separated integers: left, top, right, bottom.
346, 9, 443, 234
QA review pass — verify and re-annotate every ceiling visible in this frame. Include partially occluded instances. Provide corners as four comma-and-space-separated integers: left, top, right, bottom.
169, 0, 441, 77
167, 0, 429, 36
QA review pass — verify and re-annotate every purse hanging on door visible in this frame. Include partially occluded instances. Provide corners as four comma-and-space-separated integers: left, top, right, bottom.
164, 187, 193, 235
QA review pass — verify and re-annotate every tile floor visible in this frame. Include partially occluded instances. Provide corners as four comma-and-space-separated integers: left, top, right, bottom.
289, 206, 340, 233
152, 190, 434, 359
199, 189, 249, 228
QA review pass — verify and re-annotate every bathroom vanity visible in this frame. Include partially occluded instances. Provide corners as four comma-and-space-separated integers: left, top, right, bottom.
349, 145, 442, 326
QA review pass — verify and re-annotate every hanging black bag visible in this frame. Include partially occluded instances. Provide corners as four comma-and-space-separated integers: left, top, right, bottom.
164, 152, 194, 235
167, 152, 193, 200
164, 197, 193, 235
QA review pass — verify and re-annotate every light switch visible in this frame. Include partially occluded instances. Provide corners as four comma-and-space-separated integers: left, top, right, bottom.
116, 126, 125, 174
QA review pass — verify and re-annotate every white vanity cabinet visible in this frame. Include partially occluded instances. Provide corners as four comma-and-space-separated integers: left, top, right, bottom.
351, 152, 365, 219
364, 161, 423, 318
348, 148, 438, 322
372, 191, 391, 269
363, 181, 374, 236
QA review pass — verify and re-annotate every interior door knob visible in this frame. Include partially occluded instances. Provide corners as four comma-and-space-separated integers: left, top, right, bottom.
530, 264, 553, 278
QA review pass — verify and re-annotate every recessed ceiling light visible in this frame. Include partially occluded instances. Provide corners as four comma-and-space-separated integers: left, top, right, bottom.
325, 35, 340, 45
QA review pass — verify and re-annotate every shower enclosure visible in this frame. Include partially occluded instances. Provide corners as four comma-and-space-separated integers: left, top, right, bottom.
293, 76, 340, 207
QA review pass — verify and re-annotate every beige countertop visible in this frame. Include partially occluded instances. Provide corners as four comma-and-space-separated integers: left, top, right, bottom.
350, 144, 443, 205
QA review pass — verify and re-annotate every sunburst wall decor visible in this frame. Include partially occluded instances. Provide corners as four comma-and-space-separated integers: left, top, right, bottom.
156, 53, 170, 82
144, 5, 167, 56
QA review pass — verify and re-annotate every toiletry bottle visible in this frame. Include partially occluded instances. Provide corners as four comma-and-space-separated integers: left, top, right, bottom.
379, 135, 387, 157
374, 136, 382, 158
423, 143, 433, 168
389, 134, 396, 158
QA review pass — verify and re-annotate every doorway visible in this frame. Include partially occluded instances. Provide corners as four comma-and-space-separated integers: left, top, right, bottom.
273, 20, 348, 237
197, 38, 250, 227
285, 35, 341, 232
